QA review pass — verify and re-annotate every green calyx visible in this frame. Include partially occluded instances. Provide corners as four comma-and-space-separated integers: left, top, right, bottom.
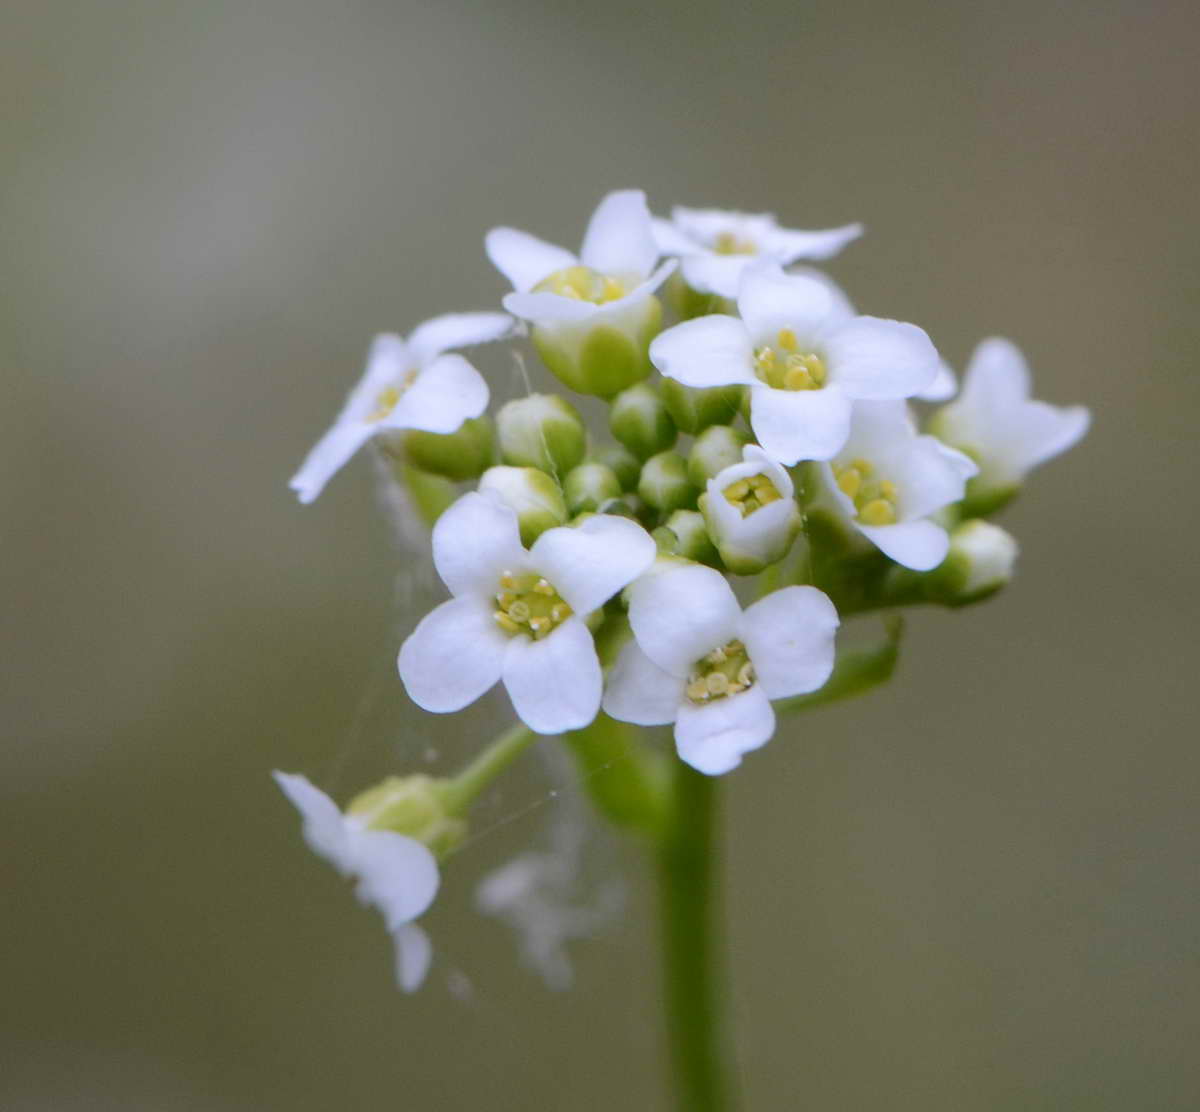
610, 383, 677, 459
496, 393, 587, 475
347, 774, 468, 859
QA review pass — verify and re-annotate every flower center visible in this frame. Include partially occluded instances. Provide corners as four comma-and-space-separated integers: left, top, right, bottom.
753, 328, 827, 391
685, 639, 755, 704
536, 265, 628, 305
493, 571, 573, 639
366, 369, 419, 423
712, 231, 758, 256
833, 457, 899, 525
722, 472, 784, 517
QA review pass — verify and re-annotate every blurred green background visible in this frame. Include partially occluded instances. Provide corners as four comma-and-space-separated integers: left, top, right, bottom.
4, 1, 1198, 1108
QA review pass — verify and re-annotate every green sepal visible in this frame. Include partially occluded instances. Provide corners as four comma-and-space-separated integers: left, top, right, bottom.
775, 615, 904, 716
399, 416, 494, 481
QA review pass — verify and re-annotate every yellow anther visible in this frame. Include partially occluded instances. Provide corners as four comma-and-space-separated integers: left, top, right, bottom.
713, 231, 757, 255
880, 480, 898, 500
496, 591, 517, 609
533, 578, 555, 595
850, 458, 873, 477
724, 478, 751, 502
784, 366, 814, 391
367, 386, 402, 423
528, 616, 550, 635
686, 639, 753, 705
737, 662, 754, 687
756, 486, 781, 506
859, 499, 898, 526
499, 572, 518, 589
777, 327, 798, 352
686, 678, 710, 702
601, 276, 626, 302
706, 646, 728, 665
837, 469, 862, 499
550, 602, 572, 623
494, 611, 521, 634
492, 571, 572, 638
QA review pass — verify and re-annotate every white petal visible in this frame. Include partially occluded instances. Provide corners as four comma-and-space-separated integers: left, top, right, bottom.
651, 215, 700, 255
350, 827, 440, 929
406, 311, 514, 365
627, 563, 742, 677
1005, 403, 1090, 476
393, 923, 433, 993
383, 354, 488, 434
680, 254, 754, 299
960, 337, 1031, 408
398, 596, 508, 713
590, 260, 675, 318
503, 617, 602, 734
916, 360, 957, 402
892, 435, 976, 520
739, 586, 839, 699
602, 639, 683, 726
786, 266, 857, 320
674, 685, 775, 776
737, 264, 838, 345
579, 189, 658, 278
502, 289, 599, 325
671, 206, 773, 245
760, 222, 864, 263
485, 227, 577, 292
857, 519, 950, 571
749, 384, 853, 465
649, 315, 757, 388
431, 491, 528, 597
289, 421, 376, 504
820, 317, 939, 399
272, 772, 355, 874
530, 515, 657, 616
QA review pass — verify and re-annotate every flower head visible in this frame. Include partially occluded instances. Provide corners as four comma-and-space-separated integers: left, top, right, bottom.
653, 205, 863, 299
290, 312, 513, 503
649, 263, 941, 464
930, 337, 1089, 505
603, 564, 839, 775
272, 771, 440, 991
819, 401, 978, 571
398, 491, 657, 734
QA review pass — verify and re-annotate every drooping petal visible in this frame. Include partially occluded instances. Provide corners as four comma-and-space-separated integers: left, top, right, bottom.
739, 586, 839, 700
749, 383, 853, 465
649, 315, 757, 388
398, 596, 508, 713
674, 685, 776, 776
530, 515, 657, 617
820, 317, 939, 399
431, 491, 528, 597
350, 827, 440, 930
503, 617, 602, 734
485, 227, 577, 292
627, 563, 742, 677
406, 311, 514, 365
737, 264, 839, 345
383, 354, 489, 434
602, 639, 683, 726
857, 519, 950, 571
393, 923, 433, 993
272, 772, 356, 874
289, 421, 377, 504
760, 222, 864, 263
579, 189, 659, 278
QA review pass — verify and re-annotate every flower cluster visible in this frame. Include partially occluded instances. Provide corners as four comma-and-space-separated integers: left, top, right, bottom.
275, 190, 1088, 988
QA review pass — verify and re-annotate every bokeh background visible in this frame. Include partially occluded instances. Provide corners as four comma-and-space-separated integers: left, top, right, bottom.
4, 1, 1198, 1108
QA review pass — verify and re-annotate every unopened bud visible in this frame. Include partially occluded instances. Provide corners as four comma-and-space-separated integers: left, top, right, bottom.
609, 383, 676, 460
348, 774, 467, 859
661, 509, 718, 564
532, 297, 663, 398
595, 444, 641, 491
391, 416, 493, 481
938, 519, 1018, 604
637, 450, 696, 514
688, 424, 751, 487
496, 393, 586, 475
478, 465, 567, 545
563, 462, 622, 515
660, 378, 743, 435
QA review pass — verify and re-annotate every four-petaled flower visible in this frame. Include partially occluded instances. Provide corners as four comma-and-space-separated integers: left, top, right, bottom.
649, 263, 941, 465
818, 400, 978, 571
399, 492, 657, 735
289, 312, 512, 504
272, 772, 439, 991
930, 337, 1090, 498
603, 563, 839, 775
652, 205, 863, 299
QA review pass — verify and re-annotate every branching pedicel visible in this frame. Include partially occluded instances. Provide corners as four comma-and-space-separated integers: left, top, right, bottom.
274, 189, 1088, 1105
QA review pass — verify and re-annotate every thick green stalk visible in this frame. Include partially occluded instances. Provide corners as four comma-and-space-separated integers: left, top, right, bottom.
658, 763, 735, 1112
439, 723, 536, 814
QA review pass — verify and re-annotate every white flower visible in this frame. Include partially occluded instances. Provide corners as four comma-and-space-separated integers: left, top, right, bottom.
652, 205, 863, 299
819, 401, 978, 571
398, 492, 657, 735
602, 564, 839, 775
931, 337, 1090, 491
699, 445, 802, 575
649, 263, 940, 464
289, 312, 513, 504
916, 360, 957, 402
272, 772, 439, 992
486, 189, 675, 328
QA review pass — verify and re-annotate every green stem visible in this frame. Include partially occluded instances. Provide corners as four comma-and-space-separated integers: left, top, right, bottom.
440, 723, 536, 814
658, 762, 735, 1111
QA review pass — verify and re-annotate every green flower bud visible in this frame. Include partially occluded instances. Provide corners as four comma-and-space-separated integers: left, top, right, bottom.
477, 465, 567, 545
609, 383, 677, 460
660, 378, 743, 435
594, 444, 641, 492
496, 393, 586, 475
563, 462, 622, 515
936, 519, 1018, 605
347, 774, 467, 859
688, 424, 751, 487
532, 296, 662, 398
665, 270, 733, 320
395, 416, 493, 481
638, 450, 696, 514
662, 509, 718, 564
